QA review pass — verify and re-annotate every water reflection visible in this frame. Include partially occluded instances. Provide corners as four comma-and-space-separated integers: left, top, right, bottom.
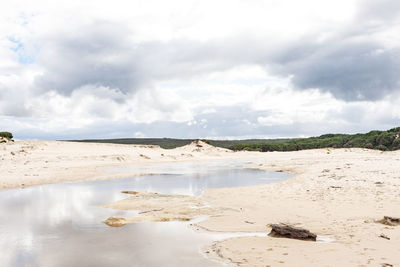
0, 162, 290, 267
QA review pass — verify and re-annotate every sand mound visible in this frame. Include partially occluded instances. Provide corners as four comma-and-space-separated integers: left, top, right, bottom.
177, 140, 231, 154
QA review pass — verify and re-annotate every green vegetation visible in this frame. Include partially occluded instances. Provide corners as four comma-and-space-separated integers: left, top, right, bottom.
70, 137, 291, 149
229, 128, 400, 152
0, 132, 13, 140
72, 138, 194, 149
70, 127, 400, 152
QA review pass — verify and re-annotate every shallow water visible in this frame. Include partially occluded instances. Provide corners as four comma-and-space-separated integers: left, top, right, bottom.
0, 161, 290, 267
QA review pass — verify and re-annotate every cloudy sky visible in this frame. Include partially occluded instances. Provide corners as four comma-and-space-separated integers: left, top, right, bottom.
1, 0, 400, 140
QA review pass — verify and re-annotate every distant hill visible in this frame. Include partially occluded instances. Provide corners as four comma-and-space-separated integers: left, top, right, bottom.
70, 138, 193, 149
69, 137, 290, 149
69, 127, 400, 151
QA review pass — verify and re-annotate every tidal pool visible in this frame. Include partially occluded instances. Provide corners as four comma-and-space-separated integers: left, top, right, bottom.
0, 161, 291, 267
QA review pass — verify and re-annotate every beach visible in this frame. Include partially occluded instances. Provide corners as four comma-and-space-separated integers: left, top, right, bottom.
1, 140, 400, 266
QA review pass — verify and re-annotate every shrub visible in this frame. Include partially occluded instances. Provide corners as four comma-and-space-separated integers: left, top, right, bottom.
0, 132, 13, 140
376, 132, 394, 147
364, 143, 373, 149
392, 138, 400, 150
376, 145, 387, 151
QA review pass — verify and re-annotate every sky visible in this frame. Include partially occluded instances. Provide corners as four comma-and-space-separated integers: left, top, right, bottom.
1, 0, 400, 140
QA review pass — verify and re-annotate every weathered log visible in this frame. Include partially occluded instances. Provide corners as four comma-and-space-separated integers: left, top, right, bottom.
378, 216, 400, 226
269, 224, 317, 241
379, 234, 390, 240
139, 208, 163, 214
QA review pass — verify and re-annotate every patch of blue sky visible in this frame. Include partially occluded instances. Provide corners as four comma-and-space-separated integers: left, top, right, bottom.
8, 36, 39, 65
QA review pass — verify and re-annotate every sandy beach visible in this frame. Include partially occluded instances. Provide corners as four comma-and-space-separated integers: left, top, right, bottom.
1, 140, 400, 266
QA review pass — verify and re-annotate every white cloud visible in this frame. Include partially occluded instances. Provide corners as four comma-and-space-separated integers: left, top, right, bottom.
257, 115, 294, 127
1, 0, 399, 139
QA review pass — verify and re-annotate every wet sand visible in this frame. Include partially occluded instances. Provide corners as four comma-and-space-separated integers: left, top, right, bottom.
1, 140, 400, 266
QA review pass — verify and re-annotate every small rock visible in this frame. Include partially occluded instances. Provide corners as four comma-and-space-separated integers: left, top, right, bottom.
329, 186, 342, 189
104, 217, 127, 227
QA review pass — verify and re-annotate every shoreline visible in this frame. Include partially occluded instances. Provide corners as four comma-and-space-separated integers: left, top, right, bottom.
1, 140, 400, 266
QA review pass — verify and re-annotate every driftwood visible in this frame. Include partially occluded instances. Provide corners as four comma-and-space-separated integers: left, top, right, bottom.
269, 224, 317, 241
379, 234, 390, 240
139, 208, 164, 214
378, 216, 400, 226
121, 190, 140, 195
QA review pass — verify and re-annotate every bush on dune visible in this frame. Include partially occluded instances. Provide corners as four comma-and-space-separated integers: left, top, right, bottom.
0, 132, 13, 140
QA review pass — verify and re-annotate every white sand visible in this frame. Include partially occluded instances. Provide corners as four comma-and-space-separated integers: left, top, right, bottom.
0, 140, 240, 189
1, 140, 400, 266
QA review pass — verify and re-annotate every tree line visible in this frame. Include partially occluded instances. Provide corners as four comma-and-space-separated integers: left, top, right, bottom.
229, 128, 400, 152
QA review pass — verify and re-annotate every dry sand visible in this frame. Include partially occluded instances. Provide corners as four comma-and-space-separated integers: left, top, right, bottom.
1, 140, 400, 266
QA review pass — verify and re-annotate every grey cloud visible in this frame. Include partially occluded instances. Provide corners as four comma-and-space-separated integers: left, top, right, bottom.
34, 21, 144, 95
357, 0, 400, 21
28, 0, 400, 103
264, 0, 400, 101
0, 84, 31, 117
33, 20, 400, 102
269, 40, 400, 100
33, 21, 263, 96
